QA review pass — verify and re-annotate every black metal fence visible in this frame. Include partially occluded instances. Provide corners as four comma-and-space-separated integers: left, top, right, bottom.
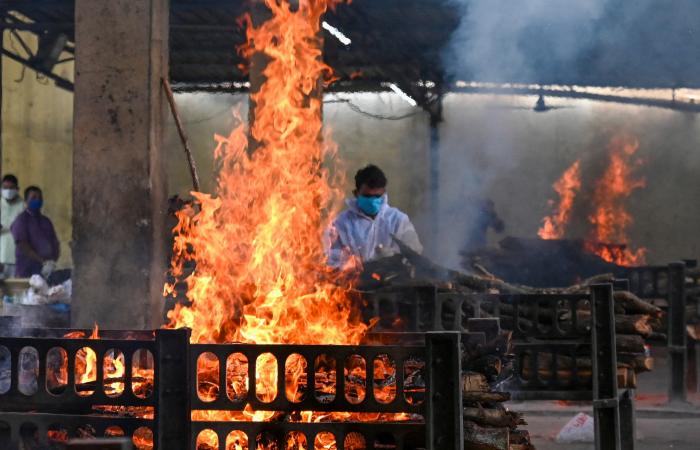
621, 261, 694, 402
0, 328, 464, 450
364, 283, 634, 450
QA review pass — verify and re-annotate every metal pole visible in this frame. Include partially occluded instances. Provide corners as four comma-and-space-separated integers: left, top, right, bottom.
155, 328, 191, 450
668, 262, 687, 403
162, 78, 201, 192
688, 341, 698, 394
426, 332, 463, 450
591, 283, 621, 450
619, 389, 636, 450
429, 118, 440, 252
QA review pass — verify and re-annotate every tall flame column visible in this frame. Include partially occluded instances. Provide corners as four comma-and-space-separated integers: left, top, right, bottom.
72, 0, 169, 328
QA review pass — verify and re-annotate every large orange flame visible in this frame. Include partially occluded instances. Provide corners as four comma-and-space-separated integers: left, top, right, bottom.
584, 135, 647, 266
165, 0, 366, 347
162, 2, 407, 447
538, 160, 581, 240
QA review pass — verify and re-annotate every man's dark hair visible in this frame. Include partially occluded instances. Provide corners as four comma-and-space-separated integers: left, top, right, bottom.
2, 174, 18, 186
25, 186, 42, 199
355, 165, 387, 190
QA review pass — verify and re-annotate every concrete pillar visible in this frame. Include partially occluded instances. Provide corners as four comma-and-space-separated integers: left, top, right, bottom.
72, 0, 169, 329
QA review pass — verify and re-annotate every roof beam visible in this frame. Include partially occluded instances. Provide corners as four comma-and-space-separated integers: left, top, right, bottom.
0, 48, 74, 91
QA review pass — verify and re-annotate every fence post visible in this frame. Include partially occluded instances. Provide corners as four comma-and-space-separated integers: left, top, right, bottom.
426, 332, 463, 450
155, 328, 191, 450
618, 389, 636, 450
591, 284, 621, 450
613, 279, 630, 292
668, 262, 687, 403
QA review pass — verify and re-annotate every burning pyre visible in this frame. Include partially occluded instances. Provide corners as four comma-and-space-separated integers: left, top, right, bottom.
44, 3, 416, 448
44, 2, 410, 449
539, 134, 647, 266
159, 0, 413, 448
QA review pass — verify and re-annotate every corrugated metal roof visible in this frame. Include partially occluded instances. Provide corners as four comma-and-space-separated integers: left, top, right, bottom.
2, 0, 699, 92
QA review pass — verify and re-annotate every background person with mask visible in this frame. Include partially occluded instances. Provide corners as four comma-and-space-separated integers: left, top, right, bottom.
0, 174, 24, 278
326, 164, 422, 267
10, 186, 60, 278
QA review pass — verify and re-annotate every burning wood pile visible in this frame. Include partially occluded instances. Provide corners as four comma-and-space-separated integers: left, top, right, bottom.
461, 134, 648, 288
461, 236, 628, 288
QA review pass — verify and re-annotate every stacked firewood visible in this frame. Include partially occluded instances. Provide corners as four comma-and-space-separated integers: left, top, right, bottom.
461, 326, 534, 450
364, 238, 662, 388
473, 290, 660, 389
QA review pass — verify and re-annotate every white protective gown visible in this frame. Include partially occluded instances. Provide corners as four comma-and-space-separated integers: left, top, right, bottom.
325, 195, 423, 267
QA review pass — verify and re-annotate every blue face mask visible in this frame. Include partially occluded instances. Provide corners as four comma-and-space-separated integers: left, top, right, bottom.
28, 199, 43, 211
357, 195, 384, 216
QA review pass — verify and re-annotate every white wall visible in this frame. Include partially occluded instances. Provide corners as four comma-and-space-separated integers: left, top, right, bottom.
165, 91, 700, 268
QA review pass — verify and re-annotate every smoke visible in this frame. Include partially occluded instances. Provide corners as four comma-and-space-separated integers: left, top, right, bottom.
444, 0, 700, 86
445, 0, 606, 84
426, 0, 700, 269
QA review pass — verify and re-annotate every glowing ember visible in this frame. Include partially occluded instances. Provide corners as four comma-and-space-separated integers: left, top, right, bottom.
538, 160, 581, 240
70, 324, 99, 396
59, 325, 155, 400
584, 135, 647, 266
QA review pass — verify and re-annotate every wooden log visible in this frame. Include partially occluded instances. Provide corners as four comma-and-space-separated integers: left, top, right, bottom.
520, 366, 634, 388
648, 331, 668, 342
614, 291, 663, 317
463, 391, 511, 403
616, 334, 646, 354
509, 444, 535, 450
463, 407, 525, 428
463, 420, 509, 450
509, 429, 534, 450
558, 273, 616, 294
617, 367, 637, 389
466, 355, 503, 380
521, 349, 650, 373
521, 366, 592, 382
462, 371, 489, 393
617, 352, 654, 372
614, 314, 653, 337
495, 307, 652, 337
392, 236, 533, 294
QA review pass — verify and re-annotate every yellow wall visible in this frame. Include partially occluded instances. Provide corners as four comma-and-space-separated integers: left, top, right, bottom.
1, 31, 74, 267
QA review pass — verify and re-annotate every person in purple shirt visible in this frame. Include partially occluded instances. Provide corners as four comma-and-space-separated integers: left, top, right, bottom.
10, 186, 60, 278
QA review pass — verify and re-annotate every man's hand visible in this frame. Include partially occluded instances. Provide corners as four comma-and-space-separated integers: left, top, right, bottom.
375, 244, 396, 259
41, 260, 57, 279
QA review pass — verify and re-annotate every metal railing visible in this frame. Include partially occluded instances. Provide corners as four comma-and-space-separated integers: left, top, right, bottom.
0, 328, 464, 450
621, 261, 692, 402
364, 283, 634, 450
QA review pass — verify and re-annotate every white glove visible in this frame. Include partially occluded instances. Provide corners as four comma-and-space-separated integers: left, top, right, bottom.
41, 260, 56, 279
375, 244, 397, 259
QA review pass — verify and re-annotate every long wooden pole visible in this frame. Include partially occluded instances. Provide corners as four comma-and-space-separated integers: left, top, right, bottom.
161, 77, 200, 192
